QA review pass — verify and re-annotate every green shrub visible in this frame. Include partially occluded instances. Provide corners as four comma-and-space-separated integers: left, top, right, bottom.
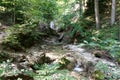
0, 60, 33, 80
0, 61, 76, 80
84, 38, 120, 64
2, 23, 42, 50
0, 51, 11, 63
32, 63, 75, 80
92, 70, 104, 80
62, 15, 91, 43
82, 26, 120, 64
95, 61, 120, 80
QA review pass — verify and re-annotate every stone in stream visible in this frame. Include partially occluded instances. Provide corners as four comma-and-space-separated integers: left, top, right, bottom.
53, 53, 77, 70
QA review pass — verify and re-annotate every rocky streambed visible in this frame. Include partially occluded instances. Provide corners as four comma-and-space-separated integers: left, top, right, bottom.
0, 43, 120, 80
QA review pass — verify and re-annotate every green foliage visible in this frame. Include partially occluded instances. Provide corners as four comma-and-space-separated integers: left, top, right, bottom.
0, 51, 11, 63
58, 57, 70, 65
0, 0, 30, 24
0, 6, 5, 12
82, 26, 120, 64
68, 23, 84, 37
26, 0, 58, 23
84, 38, 120, 64
0, 0, 59, 24
84, 0, 111, 22
70, 20, 92, 42
33, 63, 75, 80
95, 61, 120, 80
85, 39, 120, 63
0, 60, 33, 80
0, 60, 75, 80
0, 60, 21, 78
2, 23, 42, 50
92, 70, 104, 80
61, 14, 90, 42
57, 0, 94, 43
84, 26, 118, 42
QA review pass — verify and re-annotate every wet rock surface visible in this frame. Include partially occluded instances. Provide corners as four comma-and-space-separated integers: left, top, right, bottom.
63, 45, 117, 69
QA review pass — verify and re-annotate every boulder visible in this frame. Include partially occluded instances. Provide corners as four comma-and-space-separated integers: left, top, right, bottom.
26, 52, 46, 65
53, 53, 77, 70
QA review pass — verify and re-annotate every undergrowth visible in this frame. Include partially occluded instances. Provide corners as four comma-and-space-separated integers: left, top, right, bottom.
95, 61, 120, 80
33, 63, 75, 80
82, 26, 120, 64
2, 23, 43, 51
0, 61, 76, 80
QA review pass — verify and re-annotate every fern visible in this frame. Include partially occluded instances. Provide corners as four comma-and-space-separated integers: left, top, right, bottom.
33, 63, 75, 80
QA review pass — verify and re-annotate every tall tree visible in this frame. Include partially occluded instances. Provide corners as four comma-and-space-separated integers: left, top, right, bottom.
82, 0, 87, 13
118, 18, 120, 41
110, 0, 116, 26
79, 0, 87, 16
94, 0, 100, 29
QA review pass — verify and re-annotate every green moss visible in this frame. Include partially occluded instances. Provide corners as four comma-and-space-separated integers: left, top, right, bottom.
92, 70, 104, 80
59, 57, 70, 65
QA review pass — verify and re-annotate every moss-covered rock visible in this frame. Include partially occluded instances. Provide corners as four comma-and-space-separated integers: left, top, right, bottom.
55, 56, 76, 70
92, 70, 104, 80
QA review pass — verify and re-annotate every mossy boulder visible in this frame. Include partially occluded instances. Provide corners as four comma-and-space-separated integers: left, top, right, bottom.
92, 70, 104, 80
55, 55, 76, 70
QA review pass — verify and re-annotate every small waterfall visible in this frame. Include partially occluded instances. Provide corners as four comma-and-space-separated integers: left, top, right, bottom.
73, 63, 84, 72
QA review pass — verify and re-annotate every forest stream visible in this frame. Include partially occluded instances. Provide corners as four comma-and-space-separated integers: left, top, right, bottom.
1, 0, 120, 79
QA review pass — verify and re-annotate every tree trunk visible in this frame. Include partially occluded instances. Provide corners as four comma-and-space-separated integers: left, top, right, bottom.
13, 0, 16, 24
110, 0, 116, 26
79, 0, 83, 16
94, 0, 100, 29
79, 0, 87, 16
118, 17, 120, 41
82, 0, 87, 13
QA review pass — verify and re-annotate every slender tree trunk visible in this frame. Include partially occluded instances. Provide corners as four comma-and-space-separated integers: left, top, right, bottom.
79, 0, 83, 16
94, 0, 100, 29
79, 0, 87, 16
117, 17, 120, 41
13, 0, 15, 24
82, 0, 87, 13
13, 8, 15, 24
110, 0, 116, 26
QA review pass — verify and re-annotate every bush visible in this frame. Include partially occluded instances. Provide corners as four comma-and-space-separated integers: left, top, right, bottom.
0, 51, 11, 63
82, 26, 120, 64
95, 61, 120, 80
61, 14, 90, 43
32, 63, 75, 80
0, 62, 75, 80
2, 23, 42, 50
